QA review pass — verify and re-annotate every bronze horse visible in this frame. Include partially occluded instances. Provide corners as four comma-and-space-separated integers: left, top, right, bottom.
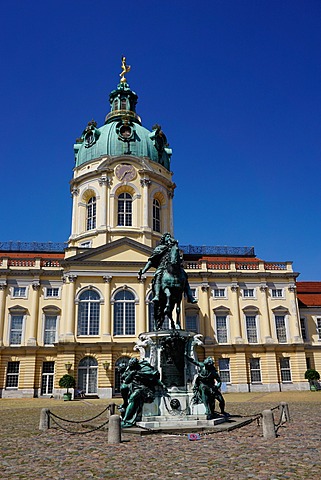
153, 241, 187, 330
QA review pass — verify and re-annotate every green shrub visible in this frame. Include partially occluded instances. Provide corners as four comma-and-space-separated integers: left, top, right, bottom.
304, 369, 320, 382
58, 374, 76, 393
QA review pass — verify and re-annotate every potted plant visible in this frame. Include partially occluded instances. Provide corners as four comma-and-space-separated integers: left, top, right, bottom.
59, 374, 76, 400
304, 369, 320, 391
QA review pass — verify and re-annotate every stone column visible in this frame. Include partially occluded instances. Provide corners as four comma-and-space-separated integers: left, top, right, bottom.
137, 275, 147, 334
199, 283, 211, 341
27, 282, 40, 346
167, 190, 174, 235
288, 284, 302, 343
70, 187, 79, 237
259, 284, 272, 342
0, 282, 7, 346
140, 179, 151, 228
99, 176, 109, 228
230, 283, 242, 342
65, 274, 77, 341
102, 276, 112, 336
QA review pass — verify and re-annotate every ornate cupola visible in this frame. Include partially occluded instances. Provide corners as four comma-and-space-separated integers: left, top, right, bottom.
105, 57, 141, 126
68, 58, 176, 252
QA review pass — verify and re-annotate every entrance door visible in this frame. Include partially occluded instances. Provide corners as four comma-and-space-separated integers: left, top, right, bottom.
78, 357, 98, 394
41, 361, 55, 395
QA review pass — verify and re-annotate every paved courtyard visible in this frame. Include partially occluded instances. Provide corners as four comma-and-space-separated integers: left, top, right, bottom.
0, 392, 320, 479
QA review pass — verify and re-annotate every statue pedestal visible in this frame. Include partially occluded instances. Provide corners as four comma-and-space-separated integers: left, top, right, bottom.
134, 329, 229, 428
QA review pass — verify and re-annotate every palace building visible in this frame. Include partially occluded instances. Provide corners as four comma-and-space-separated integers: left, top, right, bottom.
0, 62, 320, 398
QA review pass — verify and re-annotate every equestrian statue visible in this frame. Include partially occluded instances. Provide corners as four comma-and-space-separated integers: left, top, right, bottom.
139, 232, 197, 330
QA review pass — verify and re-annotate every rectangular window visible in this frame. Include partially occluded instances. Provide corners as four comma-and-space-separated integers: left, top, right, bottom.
218, 358, 230, 383
317, 319, 321, 340
13, 286, 26, 298
216, 316, 228, 343
300, 318, 307, 342
280, 357, 292, 382
271, 289, 283, 298
243, 289, 254, 298
185, 314, 199, 332
10, 315, 23, 345
246, 315, 258, 343
44, 315, 57, 345
6, 361, 20, 388
41, 361, 55, 395
213, 289, 225, 298
46, 287, 59, 297
275, 315, 287, 343
250, 358, 262, 383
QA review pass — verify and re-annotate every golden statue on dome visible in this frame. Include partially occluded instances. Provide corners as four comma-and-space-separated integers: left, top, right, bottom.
120, 56, 131, 83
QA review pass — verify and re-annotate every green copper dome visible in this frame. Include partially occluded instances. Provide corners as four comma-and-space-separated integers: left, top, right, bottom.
74, 79, 172, 170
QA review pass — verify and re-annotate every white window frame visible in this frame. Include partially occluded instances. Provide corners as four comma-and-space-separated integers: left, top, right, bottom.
113, 289, 136, 336
215, 314, 229, 344
271, 288, 284, 298
11, 286, 28, 299
185, 311, 199, 333
245, 314, 259, 344
6, 361, 20, 389
41, 361, 55, 395
218, 358, 231, 383
45, 287, 60, 299
300, 317, 308, 342
280, 357, 292, 383
249, 358, 262, 383
275, 314, 288, 343
213, 288, 226, 298
86, 196, 96, 231
43, 314, 58, 345
77, 289, 101, 336
152, 198, 161, 233
79, 241, 92, 248
316, 318, 321, 341
242, 288, 255, 298
9, 313, 25, 346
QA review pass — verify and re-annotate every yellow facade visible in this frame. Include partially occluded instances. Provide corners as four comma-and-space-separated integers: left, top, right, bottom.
0, 74, 320, 398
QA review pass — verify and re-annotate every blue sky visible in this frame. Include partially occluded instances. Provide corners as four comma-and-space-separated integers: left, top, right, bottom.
1, 1, 321, 280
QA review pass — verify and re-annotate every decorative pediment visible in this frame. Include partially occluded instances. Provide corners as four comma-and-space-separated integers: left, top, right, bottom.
65, 238, 152, 264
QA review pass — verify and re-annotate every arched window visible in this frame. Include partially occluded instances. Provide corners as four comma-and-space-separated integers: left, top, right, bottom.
118, 193, 132, 226
120, 98, 127, 110
77, 290, 100, 336
86, 197, 96, 230
78, 357, 98, 395
114, 290, 135, 335
153, 199, 161, 232
114, 356, 130, 394
113, 98, 119, 110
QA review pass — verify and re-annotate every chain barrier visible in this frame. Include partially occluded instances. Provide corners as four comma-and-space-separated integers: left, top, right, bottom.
49, 414, 110, 435
48, 405, 109, 424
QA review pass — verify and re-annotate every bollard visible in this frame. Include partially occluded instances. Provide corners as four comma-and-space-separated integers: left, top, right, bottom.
109, 402, 116, 415
39, 408, 50, 431
280, 402, 290, 423
262, 409, 276, 439
108, 414, 121, 444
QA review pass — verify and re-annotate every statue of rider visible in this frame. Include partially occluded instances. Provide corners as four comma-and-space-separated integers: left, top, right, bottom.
139, 232, 197, 304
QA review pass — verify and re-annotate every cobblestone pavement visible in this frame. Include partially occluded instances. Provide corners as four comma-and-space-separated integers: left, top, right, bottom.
0, 394, 320, 479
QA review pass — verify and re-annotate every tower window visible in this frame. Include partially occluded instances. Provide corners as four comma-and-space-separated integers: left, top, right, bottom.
153, 199, 161, 232
120, 98, 127, 110
86, 197, 96, 230
114, 99, 119, 110
118, 193, 132, 226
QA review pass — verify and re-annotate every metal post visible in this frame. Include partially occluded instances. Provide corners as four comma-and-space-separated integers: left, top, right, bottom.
39, 408, 50, 431
108, 414, 121, 444
262, 409, 276, 439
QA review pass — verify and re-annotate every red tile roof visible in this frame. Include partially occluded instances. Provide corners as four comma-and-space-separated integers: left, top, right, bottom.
296, 282, 321, 307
